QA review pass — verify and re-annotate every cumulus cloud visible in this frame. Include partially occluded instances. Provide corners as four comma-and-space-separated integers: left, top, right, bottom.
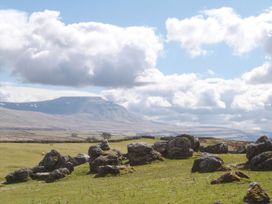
166, 7, 272, 56
0, 10, 163, 87
242, 63, 272, 84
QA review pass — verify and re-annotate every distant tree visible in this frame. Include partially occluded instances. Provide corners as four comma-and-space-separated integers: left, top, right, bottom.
101, 132, 112, 140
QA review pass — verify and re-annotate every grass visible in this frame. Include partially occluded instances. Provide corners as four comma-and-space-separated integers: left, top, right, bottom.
0, 139, 272, 204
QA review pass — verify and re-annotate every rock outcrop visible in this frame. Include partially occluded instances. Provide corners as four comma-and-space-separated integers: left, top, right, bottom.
211, 171, 249, 185
127, 142, 162, 166
202, 143, 228, 154
166, 137, 194, 159
249, 151, 272, 171
5, 168, 32, 184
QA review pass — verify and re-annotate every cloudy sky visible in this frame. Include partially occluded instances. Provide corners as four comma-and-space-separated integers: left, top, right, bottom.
0, 1, 272, 131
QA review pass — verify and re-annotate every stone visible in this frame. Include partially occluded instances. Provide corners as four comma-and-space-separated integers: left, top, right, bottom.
38, 149, 75, 172
153, 141, 168, 156
46, 168, 71, 183
166, 137, 193, 159
176, 134, 200, 152
249, 151, 272, 171
73, 153, 90, 166
256, 135, 271, 144
127, 142, 162, 166
192, 155, 224, 173
211, 171, 249, 185
246, 142, 272, 161
95, 165, 135, 177
90, 154, 121, 173
30, 172, 50, 181
5, 168, 32, 184
203, 143, 228, 154
244, 182, 270, 204
99, 140, 110, 151
88, 145, 103, 162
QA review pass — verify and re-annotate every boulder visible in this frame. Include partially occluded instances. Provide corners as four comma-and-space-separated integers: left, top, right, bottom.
153, 141, 168, 156
244, 182, 270, 204
246, 142, 272, 160
203, 143, 228, 154
5, 168, 32, 184
99, 140, 110, 151
38, 149, 75, 172
127, 142, 162, 166
46, 168, 71, 183
176, 134, 200, 152
90, 153, 121, 173
88, 145, 103, 162
256, 135, 271, 144
166, 137, 193, 159
211, 171, 249, 185
73, 153, 90, 166
249, 151, 272, 171
95, 165, 135, 177
191, 155, 224, 173
30, 172, 51, 181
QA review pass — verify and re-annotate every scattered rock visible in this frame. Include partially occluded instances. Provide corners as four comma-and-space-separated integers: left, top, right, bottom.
256, 135, 271, 144
211, 171, 249, 185
73, 153, 90, 166
30, 172, 50, 181
88, 145, 103, 162
192, 155, 224, 173
176, 134, 200, 152
46, 168, 71, 183
99, 140, 110, 151
5, 168, 32, 184
214, 201, 222, 204
166, 137, 193, 159
244, 182, 270, 204
127, 142, 162, 166
249, 151, 272, 171
202, 143, 228, 154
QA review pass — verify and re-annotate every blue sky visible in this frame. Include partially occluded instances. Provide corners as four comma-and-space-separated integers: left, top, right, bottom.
0, 0, 271, 81
1, 1, 272, 131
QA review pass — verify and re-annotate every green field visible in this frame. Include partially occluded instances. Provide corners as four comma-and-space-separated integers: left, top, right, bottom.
0, 139, 272, 204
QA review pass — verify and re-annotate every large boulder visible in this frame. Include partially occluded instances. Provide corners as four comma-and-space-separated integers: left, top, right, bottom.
99, 140, 110, 151
5, 168, 32, 184
95, 165, 135, 177
90, 153, 121, 173
88, 145, 103, 162
176, 134, 200, 152
73, 153, 90, 166
249, 151, 272, 171
244, 182, 270, 204
256, 135, 271, 144
127, 142, 162, 166
38, 149, 75, 172
202, 143, 228, 154
166, 137, 193, 159
46, 168, 71, 183
153, 141, 168, 156
192, 155, 224, 173
246, 141, 272, 160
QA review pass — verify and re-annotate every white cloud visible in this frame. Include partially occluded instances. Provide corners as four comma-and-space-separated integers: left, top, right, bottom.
242, 63, 272, 84
0, 10, 163, 87
166, 7, 272, 56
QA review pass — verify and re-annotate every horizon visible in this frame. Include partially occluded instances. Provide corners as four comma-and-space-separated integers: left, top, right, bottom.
0, 1, 272, 132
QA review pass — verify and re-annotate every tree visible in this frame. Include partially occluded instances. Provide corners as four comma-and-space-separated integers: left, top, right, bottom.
101, 132, 112, 140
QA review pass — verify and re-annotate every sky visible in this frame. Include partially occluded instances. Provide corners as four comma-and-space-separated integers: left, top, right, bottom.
0, 1, 272, 131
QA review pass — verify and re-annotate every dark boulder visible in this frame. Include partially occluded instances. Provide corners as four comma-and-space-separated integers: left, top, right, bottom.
38, 150, 75, 172
246, 142, 272, 160
153, 141, 168, 156
90, 153, 121, 173
5, 168, 32, 184
244, 182, 270, 204
177, 134, 200, 152
203, 143, 228, 154
99, 140, 110, 151
192, 155, 224, 173
73, 153, 90, 166
46, 168, 71, 183
88, 145, 103, 162
249, 151, 272, 171
95, 165, 120, 177
256, 135, 271, 144
127, 142, 162, 166
30, 172, 51, 181
166, 137, 193, 159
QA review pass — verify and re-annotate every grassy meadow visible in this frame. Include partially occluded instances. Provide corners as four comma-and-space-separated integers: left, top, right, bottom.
0, 139, 272, 204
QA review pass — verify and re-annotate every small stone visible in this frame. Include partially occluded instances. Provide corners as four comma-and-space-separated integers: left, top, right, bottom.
244, 182, 270, 204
